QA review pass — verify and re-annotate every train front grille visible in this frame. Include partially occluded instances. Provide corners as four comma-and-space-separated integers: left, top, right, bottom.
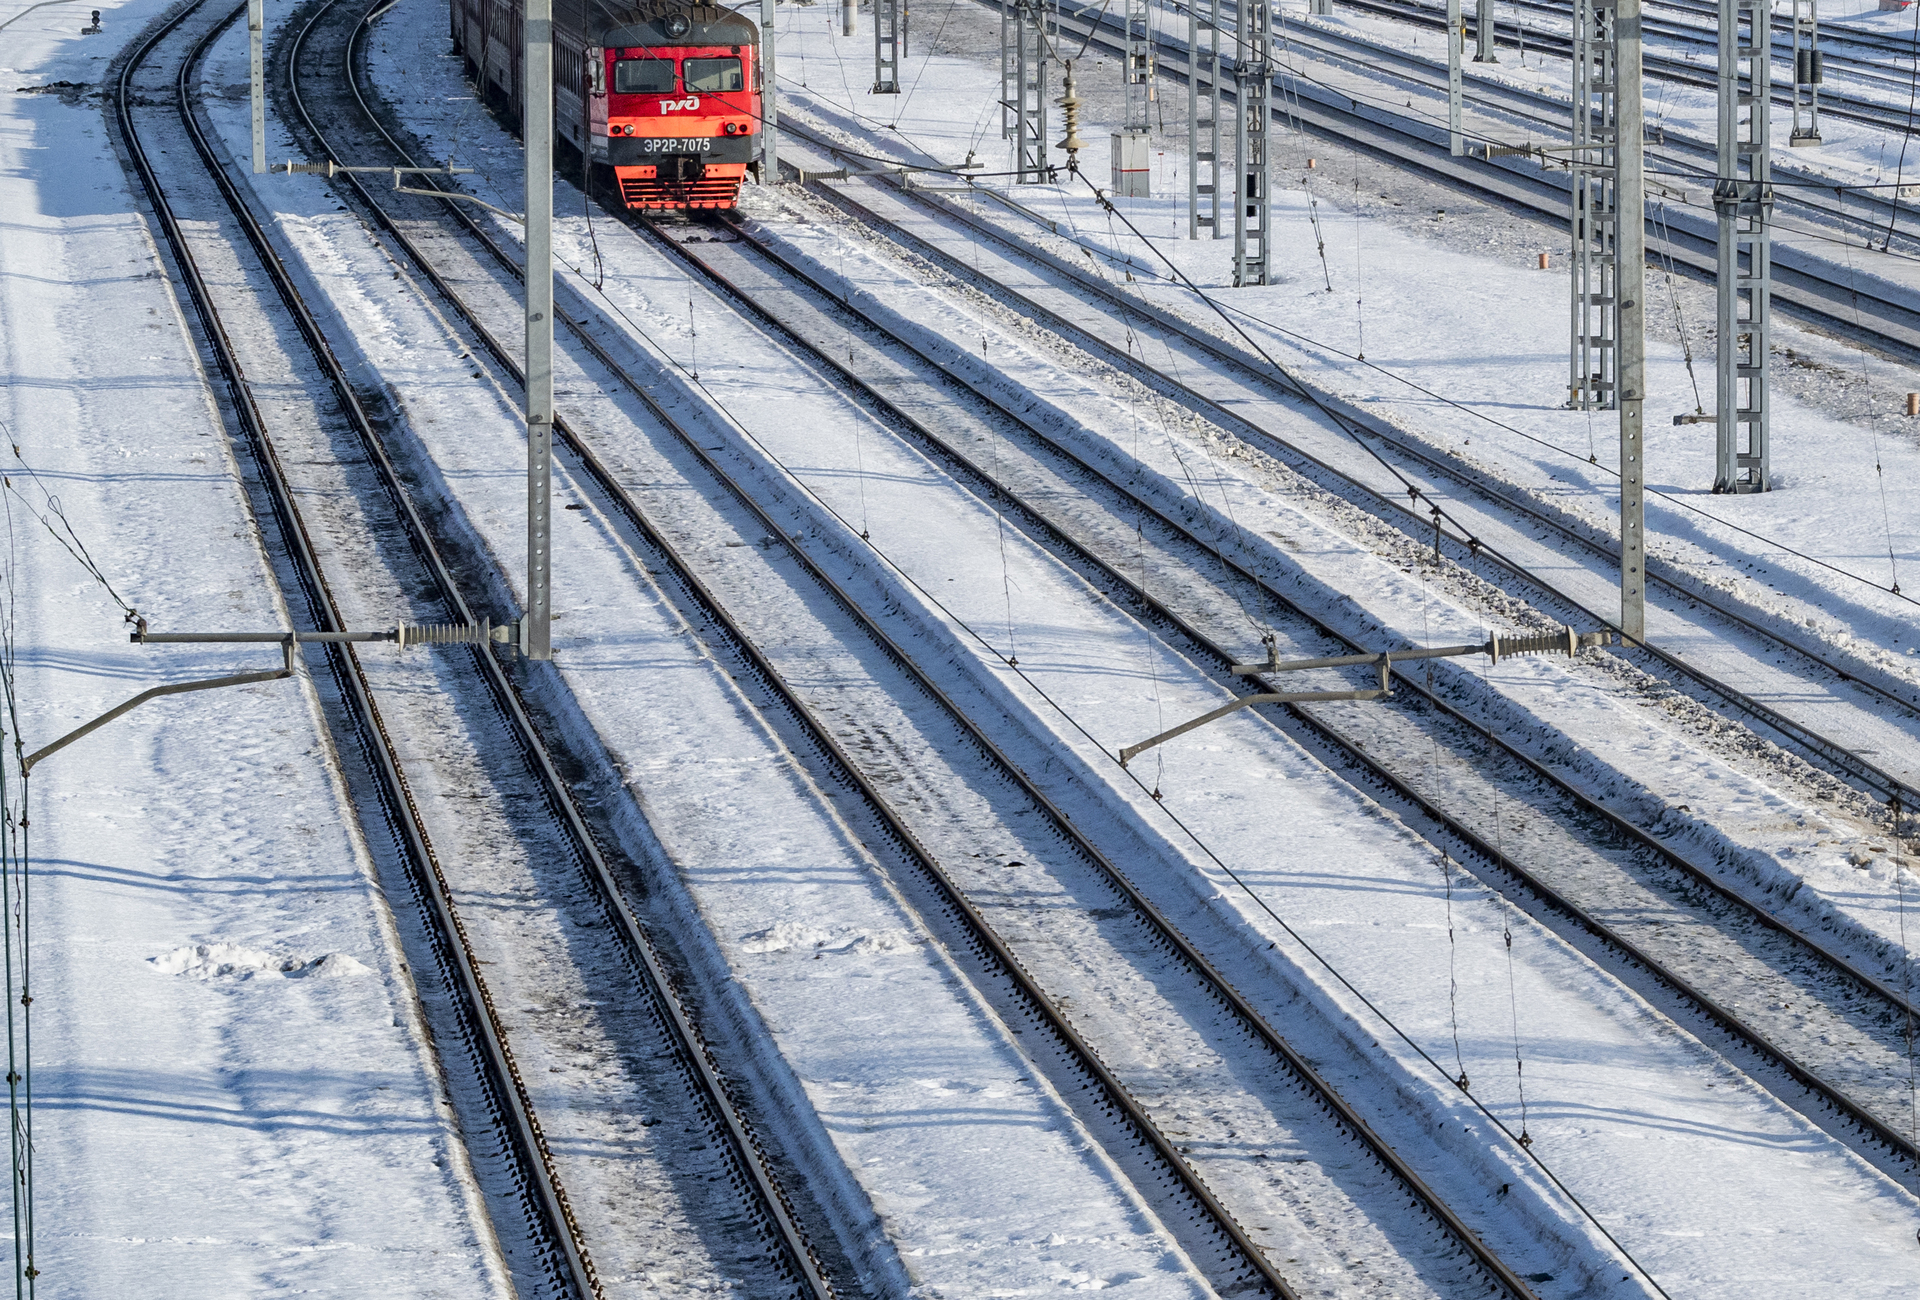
619, 175, 742, 210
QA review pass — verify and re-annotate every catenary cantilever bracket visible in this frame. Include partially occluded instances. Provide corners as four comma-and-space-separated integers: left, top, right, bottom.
22, 622, 520, 772
1119, 625, 1612, 768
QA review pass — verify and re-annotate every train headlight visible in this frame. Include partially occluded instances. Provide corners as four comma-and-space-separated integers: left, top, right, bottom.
664, 13, 690, 36
724, 122, 738, 134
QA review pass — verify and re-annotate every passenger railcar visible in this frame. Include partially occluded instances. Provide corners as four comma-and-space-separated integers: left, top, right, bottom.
450, 0, 761, 211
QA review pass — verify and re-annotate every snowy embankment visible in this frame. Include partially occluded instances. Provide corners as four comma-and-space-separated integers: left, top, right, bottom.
0, 0, 504, 1292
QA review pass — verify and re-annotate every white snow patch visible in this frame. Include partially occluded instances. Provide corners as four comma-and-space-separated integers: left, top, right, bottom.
149, 944, 372, 981
737, 921, 921, 956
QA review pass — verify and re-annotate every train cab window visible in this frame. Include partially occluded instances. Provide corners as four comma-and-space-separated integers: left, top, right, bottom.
683, 57, 743, 92
613, 57, 675, 94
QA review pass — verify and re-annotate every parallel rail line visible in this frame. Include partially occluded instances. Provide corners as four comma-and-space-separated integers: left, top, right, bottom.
308, 6, 1576, 1295
781, 80, 1920, 818
118, 3, 594, 1294
128, 2, 836, 1296
643, 194, 1920, 1174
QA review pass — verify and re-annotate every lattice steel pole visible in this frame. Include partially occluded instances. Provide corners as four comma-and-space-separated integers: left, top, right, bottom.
1568, 0, 1618, 411
1187, 0, 1220, 236
1233, 0, 1272, 284
1618, 0, 1645, 641
1791, 0, 1822, 146
1014, 0, 1049, 183
874, 0, 901, 93
1113, 0, 1153, 194
1186, 0, 1222, 235
1715, 0, 1772, 491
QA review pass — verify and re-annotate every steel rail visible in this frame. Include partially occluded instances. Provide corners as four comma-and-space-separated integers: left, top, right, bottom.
306, 12, 1565, 1298
114, 3, 594, 1296
777, 93, 1920, 822
656, 206, 1920, 1170
280, 2, 836, 1294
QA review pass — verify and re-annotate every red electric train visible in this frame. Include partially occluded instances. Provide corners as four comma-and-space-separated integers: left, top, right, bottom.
450, 0, 761, 211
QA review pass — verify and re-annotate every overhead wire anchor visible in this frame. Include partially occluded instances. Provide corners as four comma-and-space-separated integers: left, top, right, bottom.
1119, 625, 1612, 767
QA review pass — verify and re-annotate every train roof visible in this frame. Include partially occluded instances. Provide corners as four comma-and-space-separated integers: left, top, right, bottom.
593, 1, 759, 48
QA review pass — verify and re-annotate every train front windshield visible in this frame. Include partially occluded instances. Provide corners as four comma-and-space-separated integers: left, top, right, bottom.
683, 57, 742, 92
613, 57, 675, 94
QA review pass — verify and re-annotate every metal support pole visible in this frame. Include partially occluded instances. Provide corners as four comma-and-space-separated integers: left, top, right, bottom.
1187, 0, 1221, 234
1569, 0, 1618, 411
1175, 0, 1190, 236
1194, 0, 1220, 236
1475, 0, 1497, 61
524, 0, 553, 660
1791, 0, 1821, 145
1447, 0, 1464, 156
1113, 0, 1152, 195
1715, 0, 1772, 492
762, 0, 778, 179
875, 0, 901, 92
842, 0, 855, 36
1013, 0, 1048, 183
1619, 0, 1645, 640
1002, 0, 1015, 140
1124, 0, 1153, 131
1233, 0, 1271, 284
248, 0, 265, 173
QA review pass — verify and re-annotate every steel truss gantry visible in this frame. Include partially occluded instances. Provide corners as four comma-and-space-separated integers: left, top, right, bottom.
1188, 0, 1222, 238
1002, 0, 1050, 182
1569, 0, 1619, 411
1233, 0, 1273, 285
874, 0, 901, 93
1716, 0, 1773, 491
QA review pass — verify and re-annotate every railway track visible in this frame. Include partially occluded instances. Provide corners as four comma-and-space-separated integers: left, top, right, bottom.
276, 3, 1663, 1293
330, 0, 1920, 1282
120, 2, 835, 1296
1344, 0, 1920, 122
598, 159, 1920, 1187
1059, 0, 1920, 343
787, 15, 1920, 808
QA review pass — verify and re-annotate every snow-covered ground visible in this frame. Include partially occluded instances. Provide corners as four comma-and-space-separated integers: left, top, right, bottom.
0, 1, 505, 1292
7, 0, 1920, 1294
